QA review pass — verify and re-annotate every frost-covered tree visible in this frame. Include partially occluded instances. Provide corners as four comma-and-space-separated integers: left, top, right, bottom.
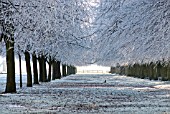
10, 0, 95, 63
1, 0, 99, 92
93, 0, 170, 66
0, 0, 16, 93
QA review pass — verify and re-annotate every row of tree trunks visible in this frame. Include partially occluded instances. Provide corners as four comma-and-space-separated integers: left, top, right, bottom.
110, 61, 170, 81
67, 66, 77, 75
3, 40, 74, 93
1, 34, 71, 93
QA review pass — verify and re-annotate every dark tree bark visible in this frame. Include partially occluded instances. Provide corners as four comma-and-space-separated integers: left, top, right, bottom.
56, 61, 61, 79
25, 51, 32, 87
0, 35, 2, 42
67, 65, 76, 75
47, 56, 52, 82
140, 64, 145, 79
160, 61, 168, 81
155, 61, 161, 80
18, 54, 22, 88
52, 60, 57, 80
167, 62, 170, 81
5, 36, 16, 93
38, 57, 43, 82
67, 65, 71, 75
136, 65, 139, 77
71, 66, 74, 74
42, 56, 47, 82
62, 64, 67, 77
73, 66, 77, 74
38, 56, 47, 82
32, 54, 39, 84
52, 60, 61, 79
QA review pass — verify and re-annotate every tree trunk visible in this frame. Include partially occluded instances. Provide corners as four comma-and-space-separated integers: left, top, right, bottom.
48, 56, 52, 82
38, 57, 43, 82
144, 64, 148, 78
156, 61, 161, 80
140, 64, 145, 79
137, 64, 140, 78
167, 62, 170, 81
67, 66, 70, 75
62, 64, 67, 77
161, 62, 168, 81
32, 54, 39, 84
18, 54, 22, 88
38, 56, 47, 82
56, 61, 61, 79
5, 37, 16, 93
153, 63, 157, 80
52, 60, 57, 80
42, 56, 47, 82
149, 62, 154, 80
25, 51, 32, 87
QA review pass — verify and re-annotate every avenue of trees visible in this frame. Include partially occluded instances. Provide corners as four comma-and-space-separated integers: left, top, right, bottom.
1, 0, 170, 93
0, 0, 95, 93
92, 0, 170, 80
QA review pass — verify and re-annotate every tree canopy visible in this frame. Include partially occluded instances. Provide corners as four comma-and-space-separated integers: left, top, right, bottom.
1, 0, 170, 66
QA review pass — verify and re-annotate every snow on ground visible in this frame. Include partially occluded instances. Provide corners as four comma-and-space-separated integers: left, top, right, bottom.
0, 74, 28, 92
0, 74, 170, 114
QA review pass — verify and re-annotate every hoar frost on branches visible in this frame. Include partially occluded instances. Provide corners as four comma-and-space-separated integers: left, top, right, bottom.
0, 0, 97, 65
2, 0, 169, 67
93, 0, 170, 66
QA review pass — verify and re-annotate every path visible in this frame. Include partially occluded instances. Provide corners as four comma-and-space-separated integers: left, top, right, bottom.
0, 74, 170, 114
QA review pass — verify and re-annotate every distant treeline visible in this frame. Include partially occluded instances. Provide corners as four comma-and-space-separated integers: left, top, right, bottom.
110, 61, 170, 81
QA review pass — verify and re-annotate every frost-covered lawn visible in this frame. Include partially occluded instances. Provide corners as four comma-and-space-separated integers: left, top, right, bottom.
0, 74, 170, 114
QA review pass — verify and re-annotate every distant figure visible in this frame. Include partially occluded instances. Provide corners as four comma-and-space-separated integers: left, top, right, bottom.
104, 80, 106, 83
